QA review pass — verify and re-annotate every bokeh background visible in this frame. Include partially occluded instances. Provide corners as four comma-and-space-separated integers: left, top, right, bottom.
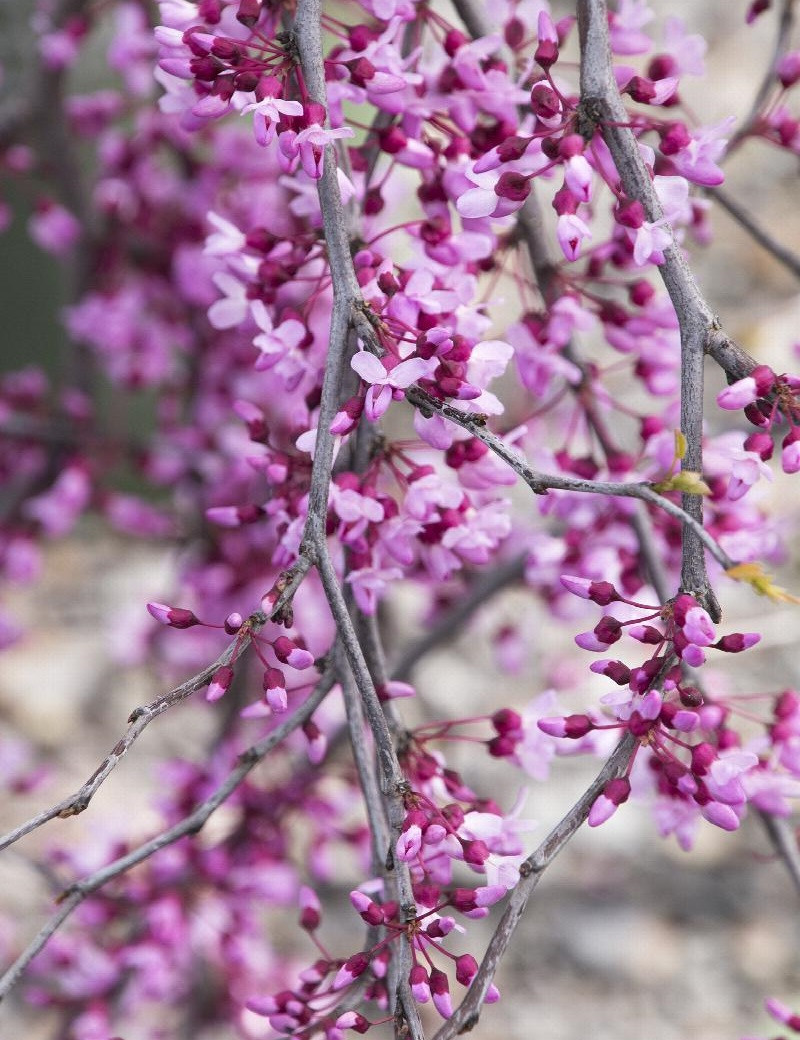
1, 1, 800, 1037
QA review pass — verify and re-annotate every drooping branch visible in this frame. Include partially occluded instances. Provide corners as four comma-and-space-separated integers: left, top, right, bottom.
577, 0, 726, 618
390, 555, 527, 683
729, 0, 798, 153
292, 4, 424, 1034
708, 185, 800, 281
404, 386, 734, 572
759, 811, 800, 899
0, 614, 266, 853
0, 672, 334, 1002
431, 732, 637, 1040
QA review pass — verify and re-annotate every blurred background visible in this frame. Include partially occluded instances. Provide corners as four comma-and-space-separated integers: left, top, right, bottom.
1, 1, 799, 1038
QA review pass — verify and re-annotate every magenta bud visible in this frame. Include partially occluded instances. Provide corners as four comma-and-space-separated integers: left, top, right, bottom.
224, 611, 243, 634
713, 632, 761, 652
333, 953, 369, 991
272, 636, 314, 670
207, 665, 234, 702
590, 659, 631, 685
538, 714, 594, 738
691, 742, 717, 776
743, 432, 774, 460
455, 954, 479, 986
430, 968, 453, 1018
299, 886, 321, 931
491, 708, 522, 734
775, 690, 800, 718
462, 839, 490, 866
409, 964, 431, 1003
588, 776, 630, 827
147, 602, 199, 629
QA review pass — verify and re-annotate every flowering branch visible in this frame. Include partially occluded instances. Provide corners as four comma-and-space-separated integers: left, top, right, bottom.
708, 185, 800, 281
0, 669, 335, 1002
731, 0, 798, 151
0, 613, 266, 853
578, 0, 722, 617
432, 732, 637, 1039
404, 386, 734, 571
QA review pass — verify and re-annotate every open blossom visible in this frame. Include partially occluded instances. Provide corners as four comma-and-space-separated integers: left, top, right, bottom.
351, 351, 432, 420
241, 88, 304, 146
670, 118, 734, 186
556, 213, 592, 261
285, 122, 355, 179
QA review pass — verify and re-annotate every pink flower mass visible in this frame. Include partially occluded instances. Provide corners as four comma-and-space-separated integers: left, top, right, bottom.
1, 1, 800, 1038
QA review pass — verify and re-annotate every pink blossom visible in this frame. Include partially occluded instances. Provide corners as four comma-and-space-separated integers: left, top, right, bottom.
670, 118, 734, 186
208, 272, 249, 330
351, 350, 432, 420
556, 213, 592, 261
241, 89, 304, 146
289, 122, 355, 179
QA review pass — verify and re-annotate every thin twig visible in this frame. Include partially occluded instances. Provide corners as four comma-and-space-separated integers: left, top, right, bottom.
577, 0, 724, 618
293, 3, 424, 1034
759, 810, 800, 898
729, 0, 798, 153
390, 555, 526, 682
432, 732, 637, 1039
315, 547, 424, 1040
0, 615, 265, 853
404, 386, 734, 572
0, 673, 334, 1002
708, 185, 800, 281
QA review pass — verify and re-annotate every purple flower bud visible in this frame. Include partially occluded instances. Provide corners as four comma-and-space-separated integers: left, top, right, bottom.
272, 635, 314, 670
494, 171, 531, 203
765, 997, 800, 1031
588, 777, 630, 826
717, 376, 758, 410
628, 624, 664, 644
207, 665, 234, 702
474, 884, 507, 907
455, 954, 479, 986
147, 602, 200, 629
691, 742, 717, 776
430, 968, 453, 1018
491, 708, 522, 734
560, 574, 619, 604
682, 605, 715, 646
335, 1011, 371, 1033
409, 964, 431, 1003
538, 714, 594, 738
781, 427, 800, 473
713, 632, 761, 652
775, 690, 800, 718
426, 916, 456, 937
462, 839, 490, 866
590, 659, 631, 685
743, 432, 774, 460
299, 885, 321, 931
263, 668, 287, 712
224, 611, 243, 634
333, 952, 369, 991
700, 800, 741, 831
302, 719, 326, 764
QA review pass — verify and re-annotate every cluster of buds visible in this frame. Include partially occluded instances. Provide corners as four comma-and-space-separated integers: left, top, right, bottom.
536, 577, 766, 834
717, 364, 800, 473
